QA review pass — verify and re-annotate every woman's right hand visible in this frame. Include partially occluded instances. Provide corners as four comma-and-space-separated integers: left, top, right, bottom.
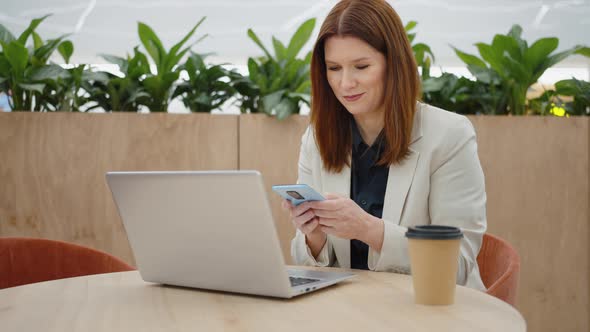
282, 200, 327, 256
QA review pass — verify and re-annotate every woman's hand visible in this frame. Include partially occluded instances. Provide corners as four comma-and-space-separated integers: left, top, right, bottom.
308, 194, 385, 252
282, 200, 327, 257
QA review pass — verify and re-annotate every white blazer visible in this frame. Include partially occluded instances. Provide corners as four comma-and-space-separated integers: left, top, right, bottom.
291, 102, 487, 291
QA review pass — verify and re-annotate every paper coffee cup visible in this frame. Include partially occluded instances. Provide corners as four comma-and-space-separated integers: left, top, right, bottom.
405, 225, 463, 305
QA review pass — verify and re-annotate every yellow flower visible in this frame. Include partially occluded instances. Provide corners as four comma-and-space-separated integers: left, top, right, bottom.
549, 104, 569, 117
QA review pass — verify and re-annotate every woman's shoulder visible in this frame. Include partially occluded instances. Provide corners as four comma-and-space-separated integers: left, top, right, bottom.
416, 102, 476, 145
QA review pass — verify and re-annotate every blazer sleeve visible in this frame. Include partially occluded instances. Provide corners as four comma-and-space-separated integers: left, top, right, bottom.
290, 127, 336, 267
368, 116, 487, 286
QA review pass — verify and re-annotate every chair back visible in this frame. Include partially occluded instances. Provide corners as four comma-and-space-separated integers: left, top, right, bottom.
0, 237, 134, 289
477, 233, 520, 306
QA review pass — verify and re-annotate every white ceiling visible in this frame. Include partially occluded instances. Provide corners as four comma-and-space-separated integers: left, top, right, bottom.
1, 0, 589, 68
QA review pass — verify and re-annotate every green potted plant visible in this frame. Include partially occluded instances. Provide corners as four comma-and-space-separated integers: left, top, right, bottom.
88, 48, 151, 112
0, 15, 74, 111
99, 18, 206, 112
421, 72, 503, 115
172, 52, 241, 112
235, 18, 315, 120
529, 78, 590, 116
453, 24, 589, 115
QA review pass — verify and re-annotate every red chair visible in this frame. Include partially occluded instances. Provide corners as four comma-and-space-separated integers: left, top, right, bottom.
0, 237, 135, 289
477, 233, 520, 306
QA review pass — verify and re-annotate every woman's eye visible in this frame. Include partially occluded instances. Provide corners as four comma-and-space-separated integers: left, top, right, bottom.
327, 66, 341, 71
356, 65, 369, 70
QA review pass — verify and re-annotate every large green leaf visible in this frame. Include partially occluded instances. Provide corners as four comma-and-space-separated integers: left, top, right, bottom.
404, 21, 417, 32
138, 22, 166, 67
284, 59, 304, 85
17, 14, 51, 45
0, 24, 15, 45
421, 76, 448, 92
166, 17, 206, 72
161, 71, 179, 88
294, 80, 310, 94
247, 58, 260, 84
524, 37, 558, 73
467, 65, 499, 84
100, 54, 127, 70
262, 89, 285, 114
453, 47, 487, 68
575, 47, 590, 58
82, 71, 109, 84
4, 41, 29, 76
269, 74, 284, 91
58, 40, 74, 64
165, 35, 207, 74
167, 17, 205, 59
534, 48, 580, 82
507, 25, 523, 42
286, 18, 316, 60
304, 51, 312, 64
30, 64, 69, 81
247, 29, 273, 59
142, 76, 161, 96
0, 55, 10, 77
413, 43, 435, 63
272, 37, 287, 61
128, 47, 150, 78
275, 98, 297, 120
507, 25, 527, 54
287, 92, 310, 104
32, 32, 43, 49
555, 79, 584, 95
492, 34, 522, 61
476, 43, 506, 77
502, 55, 530, 83
33, 36, 67, 65
18, 82, 45, 93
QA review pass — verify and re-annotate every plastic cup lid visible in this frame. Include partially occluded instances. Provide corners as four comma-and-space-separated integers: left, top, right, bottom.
405, 225, 464, 240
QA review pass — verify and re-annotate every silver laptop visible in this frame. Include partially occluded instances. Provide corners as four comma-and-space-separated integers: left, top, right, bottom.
106, 170, 355, 298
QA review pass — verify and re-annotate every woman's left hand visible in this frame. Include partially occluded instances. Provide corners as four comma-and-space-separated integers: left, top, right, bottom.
308, 193, 384, 250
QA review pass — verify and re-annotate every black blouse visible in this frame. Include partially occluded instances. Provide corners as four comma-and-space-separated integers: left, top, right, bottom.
350, 120, 389, 270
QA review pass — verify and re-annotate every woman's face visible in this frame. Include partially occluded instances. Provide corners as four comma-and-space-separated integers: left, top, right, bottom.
324, 35, 387, 117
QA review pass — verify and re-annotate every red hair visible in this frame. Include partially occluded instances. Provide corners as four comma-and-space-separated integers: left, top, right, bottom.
310, 0, 420, 173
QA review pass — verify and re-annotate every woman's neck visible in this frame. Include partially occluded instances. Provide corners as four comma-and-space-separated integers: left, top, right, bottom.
353, 110, 384, 146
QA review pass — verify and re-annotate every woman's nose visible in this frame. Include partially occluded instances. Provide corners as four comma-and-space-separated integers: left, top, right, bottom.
340, 70, 357, 90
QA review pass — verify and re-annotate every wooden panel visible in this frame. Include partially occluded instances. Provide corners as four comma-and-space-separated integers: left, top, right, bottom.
467, 116, 589, 332
0, 113, 238, 265
239, 114, 309, 264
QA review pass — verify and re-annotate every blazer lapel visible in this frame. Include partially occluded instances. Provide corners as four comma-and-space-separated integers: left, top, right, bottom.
382, 149, 420, 225
321, 165, 351, 268
382, 104, 423, 224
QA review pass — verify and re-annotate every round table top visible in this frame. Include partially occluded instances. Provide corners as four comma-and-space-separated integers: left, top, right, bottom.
0, 267, 525, 332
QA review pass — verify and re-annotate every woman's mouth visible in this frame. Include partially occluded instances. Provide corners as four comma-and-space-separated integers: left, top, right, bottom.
343, 93, 364, 102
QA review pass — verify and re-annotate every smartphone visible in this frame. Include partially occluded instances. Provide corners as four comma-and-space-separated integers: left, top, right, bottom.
272, 184, 325, 206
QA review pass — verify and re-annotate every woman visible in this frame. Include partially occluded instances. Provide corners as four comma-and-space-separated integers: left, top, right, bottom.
283, 0, 487, 290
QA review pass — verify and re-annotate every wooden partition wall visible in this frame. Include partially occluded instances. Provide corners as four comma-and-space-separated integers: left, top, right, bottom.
468, 116, 589, 332
0, 112, 588, 332
0, 113, 238, 264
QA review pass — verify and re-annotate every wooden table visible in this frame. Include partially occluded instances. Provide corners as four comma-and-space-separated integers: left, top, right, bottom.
0, 267, 526, 332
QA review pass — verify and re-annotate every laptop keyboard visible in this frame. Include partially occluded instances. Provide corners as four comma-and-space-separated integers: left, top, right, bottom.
289, 276, 320, 287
